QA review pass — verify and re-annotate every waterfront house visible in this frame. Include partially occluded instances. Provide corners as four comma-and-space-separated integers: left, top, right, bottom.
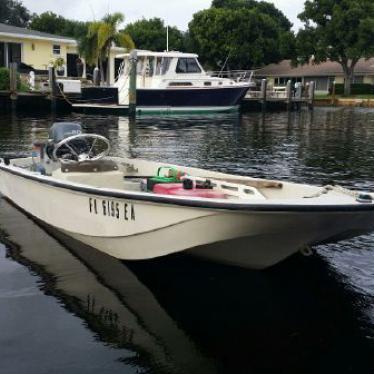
0, 23, 125, 84
255, 59, 374, 94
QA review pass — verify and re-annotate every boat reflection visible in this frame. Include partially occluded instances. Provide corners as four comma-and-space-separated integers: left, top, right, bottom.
0, 197, 373, 373
0, 198, 215, 374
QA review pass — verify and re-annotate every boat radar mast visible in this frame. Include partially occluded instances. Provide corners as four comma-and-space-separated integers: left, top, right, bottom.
166, 24, 169, 52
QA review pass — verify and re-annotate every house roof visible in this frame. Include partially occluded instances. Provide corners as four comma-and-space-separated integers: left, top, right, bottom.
0, 23, 76, 44
255, 58, 374, 77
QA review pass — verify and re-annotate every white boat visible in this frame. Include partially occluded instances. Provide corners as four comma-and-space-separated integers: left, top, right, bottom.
113, 50, 252, 113
1, 122, 374, 269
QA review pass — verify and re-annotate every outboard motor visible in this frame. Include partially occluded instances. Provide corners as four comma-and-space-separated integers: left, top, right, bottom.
46, 122, 88, 161
49, 122, 82, 143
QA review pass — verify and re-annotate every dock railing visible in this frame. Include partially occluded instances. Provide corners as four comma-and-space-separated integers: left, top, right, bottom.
209, 70, 255, 82
246, 80, 314, 105
243, 79, 316, 110
209, 70, 315, 109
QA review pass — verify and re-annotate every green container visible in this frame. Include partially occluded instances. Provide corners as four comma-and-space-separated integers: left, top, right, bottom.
147, 167, 184, 191
157, 166, 181, 178
147, 176, 180, 191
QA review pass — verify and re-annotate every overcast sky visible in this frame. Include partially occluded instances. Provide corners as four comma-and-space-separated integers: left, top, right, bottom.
21, 0, 305, 31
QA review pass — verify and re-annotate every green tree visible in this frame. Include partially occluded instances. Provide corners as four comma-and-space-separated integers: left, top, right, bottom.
30, 12, 89, 39
188, 3, 294, 70
296, 0, 374, 96
79, 12, 135, 85
124, 18, 185, 52
0, 0, 32, 27
212, 0, 292, 30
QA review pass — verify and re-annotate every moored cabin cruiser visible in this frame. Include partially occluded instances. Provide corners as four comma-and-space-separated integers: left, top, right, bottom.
1, 122, 374, 269
113, 50, 251, 113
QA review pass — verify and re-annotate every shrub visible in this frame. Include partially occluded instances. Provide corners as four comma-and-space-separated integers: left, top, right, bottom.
0, 68, 29, 91
18, 80, 30, 92
335, 83, 374, 95
0, 67, 10, 90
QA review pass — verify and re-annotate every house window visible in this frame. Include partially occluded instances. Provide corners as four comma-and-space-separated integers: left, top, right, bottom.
0, 43, 5, 67
8, 43, 21, 64
275, 77, 291, 86
176, 58, 201, 74
305, 77, 329, 92
314, 78, 329, 91
53, 45, 61, 55
353, 76, 364, 84
0, 42, 22, 67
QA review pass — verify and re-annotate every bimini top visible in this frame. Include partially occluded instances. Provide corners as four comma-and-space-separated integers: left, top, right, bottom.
116, 49, 199, 59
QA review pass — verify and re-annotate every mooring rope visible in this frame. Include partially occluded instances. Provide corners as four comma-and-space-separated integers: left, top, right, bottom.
304, 184, 360, 199
55, 83, 117, 105
55, 83, 73, 105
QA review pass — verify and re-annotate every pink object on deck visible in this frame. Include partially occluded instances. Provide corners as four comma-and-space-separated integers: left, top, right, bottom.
153, 183, 226, 199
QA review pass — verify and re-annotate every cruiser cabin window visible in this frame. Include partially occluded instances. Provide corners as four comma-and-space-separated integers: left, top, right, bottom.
155, 57, 172, 75
176, 58, 201, 74
168, 82, 193, 87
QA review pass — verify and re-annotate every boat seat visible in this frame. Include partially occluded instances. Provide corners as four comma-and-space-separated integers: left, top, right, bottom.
52, 160, 124, 189
61, 159, 119, 173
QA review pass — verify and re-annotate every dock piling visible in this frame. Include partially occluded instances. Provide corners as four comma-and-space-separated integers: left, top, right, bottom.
286, 80, 292, 111
308, 81, 315, 110
48, 67, 57, 113
260, 79, 267, 111
128, 50, 138, 117
93, 67, 100, 86
331, 81, 336, 106
9, 62, 18, 112
294, 82, 303, 110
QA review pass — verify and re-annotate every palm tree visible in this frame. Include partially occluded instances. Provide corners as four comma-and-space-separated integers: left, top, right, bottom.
79, 12, 135, 85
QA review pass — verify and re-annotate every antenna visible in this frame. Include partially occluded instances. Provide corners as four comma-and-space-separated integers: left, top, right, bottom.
166, 24, 169, 52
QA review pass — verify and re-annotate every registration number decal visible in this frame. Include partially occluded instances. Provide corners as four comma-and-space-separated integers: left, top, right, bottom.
89, 198, 135, 221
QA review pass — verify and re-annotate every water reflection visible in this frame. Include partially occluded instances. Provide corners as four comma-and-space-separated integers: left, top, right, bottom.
0, 198, 373, 373
2, 109, 374, 190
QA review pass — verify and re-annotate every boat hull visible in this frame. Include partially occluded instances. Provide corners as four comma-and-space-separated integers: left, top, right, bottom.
1, 164, 374, 269
64, 210, 374, 269
136, 86, 249, 111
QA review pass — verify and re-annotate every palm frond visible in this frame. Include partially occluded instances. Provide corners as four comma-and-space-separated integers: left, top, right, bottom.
79, 12, 129, 81
102, 12, 124, 26
97, 23, 113, 51
114, 32, 135, 50
78, 32, 98, 65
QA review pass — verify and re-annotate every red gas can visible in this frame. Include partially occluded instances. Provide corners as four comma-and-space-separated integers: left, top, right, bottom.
153, 183, 226, 199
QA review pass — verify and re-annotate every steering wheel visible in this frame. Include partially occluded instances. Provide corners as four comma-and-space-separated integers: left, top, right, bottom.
52, 134, 110, 162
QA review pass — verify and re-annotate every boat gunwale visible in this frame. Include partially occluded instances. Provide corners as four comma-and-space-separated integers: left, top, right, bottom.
138, 85, 251, 91
1, 163, 374, 213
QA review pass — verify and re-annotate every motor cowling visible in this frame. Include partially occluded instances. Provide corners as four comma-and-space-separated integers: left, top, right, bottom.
47, 122, 87, 161
49, 122, 82, 143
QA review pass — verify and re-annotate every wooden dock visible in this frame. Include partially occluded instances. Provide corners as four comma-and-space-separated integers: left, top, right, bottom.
0, 90, 70, 113
242, 80, 315, 111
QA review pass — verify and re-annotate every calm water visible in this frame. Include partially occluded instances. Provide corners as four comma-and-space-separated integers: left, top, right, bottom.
0, 108, 374, 373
